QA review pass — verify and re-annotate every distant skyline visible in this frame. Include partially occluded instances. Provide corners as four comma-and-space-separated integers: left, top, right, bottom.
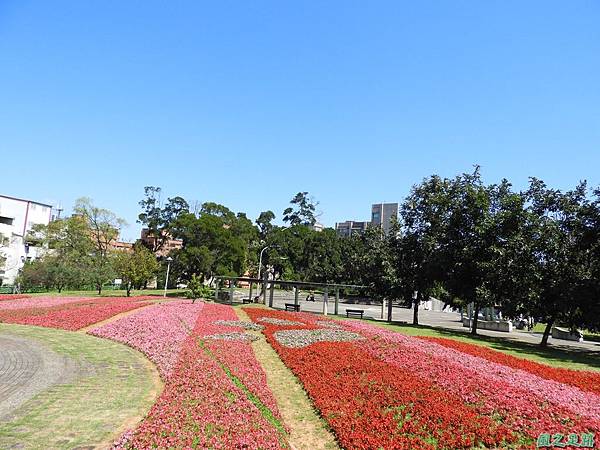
1, 1, 599, 241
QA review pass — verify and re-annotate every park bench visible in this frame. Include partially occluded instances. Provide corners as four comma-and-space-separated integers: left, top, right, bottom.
346, 309, 364, 319
243, 298, 253, 304
285, 303, 300, 312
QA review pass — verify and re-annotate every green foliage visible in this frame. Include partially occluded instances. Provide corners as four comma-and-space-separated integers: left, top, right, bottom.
186, 273, 213, 300
114, 244, 159, 296
23, 199, 125, 294
130, 178, 600, 347
138, 186, 189, 252
17, 255, 84, 293
283, 192, 318, 226
73, 197, 125, 294
169, 202, 258, 282
256, 211, 275, 240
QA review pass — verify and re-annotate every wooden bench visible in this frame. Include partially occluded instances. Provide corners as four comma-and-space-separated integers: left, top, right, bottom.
285, 303, 300, 312
243, 298, 253, 304
346, 309, 364, 319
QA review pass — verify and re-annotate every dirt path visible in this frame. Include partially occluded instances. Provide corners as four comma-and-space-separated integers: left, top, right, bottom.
235, 308, 339, 450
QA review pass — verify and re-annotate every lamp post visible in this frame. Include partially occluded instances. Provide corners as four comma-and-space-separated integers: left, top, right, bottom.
257, 246, 270, 280
258, 245, 283, 279
163, 256, 173, 298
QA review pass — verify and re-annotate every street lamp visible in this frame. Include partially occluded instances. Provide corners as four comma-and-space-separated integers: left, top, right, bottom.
163, 256, 173, 298
257, 246, 270, 280
258, 245, 284, 279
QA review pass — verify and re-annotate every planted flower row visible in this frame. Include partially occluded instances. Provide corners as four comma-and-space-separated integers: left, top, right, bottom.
0, 297, 148, 330
421, 336, 600, 397
116, 303, 288, 449
89, 299, 204, 378
0, 294, 30, 301
345, 320, 600, 447
244, 308, 518, 449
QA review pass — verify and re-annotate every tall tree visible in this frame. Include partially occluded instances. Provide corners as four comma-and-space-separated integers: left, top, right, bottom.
114, 244, 159, 296
27, 214, 95, 290
399, 175, 452, 325
170, 203, 256, 282
283, 192, 318, 226
256, 210, 276, 240
442, 169, 526, 335
138, 186, 189, 253
74, 197, 125, 294
524, 179, 597, 346
356, 226, 400, 305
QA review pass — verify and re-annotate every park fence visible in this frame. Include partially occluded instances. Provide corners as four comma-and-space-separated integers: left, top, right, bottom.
213, 276, 395, 321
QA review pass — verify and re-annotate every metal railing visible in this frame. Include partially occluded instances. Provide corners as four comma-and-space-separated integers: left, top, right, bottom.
214, 276, 378, 318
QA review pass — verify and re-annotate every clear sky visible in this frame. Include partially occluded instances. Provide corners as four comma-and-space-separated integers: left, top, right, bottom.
1, 1, 599, 241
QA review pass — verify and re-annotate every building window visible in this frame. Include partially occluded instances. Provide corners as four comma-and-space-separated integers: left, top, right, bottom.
0, 216, 14, 226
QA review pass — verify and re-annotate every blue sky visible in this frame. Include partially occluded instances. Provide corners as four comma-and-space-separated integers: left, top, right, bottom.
1, 1, 599, 241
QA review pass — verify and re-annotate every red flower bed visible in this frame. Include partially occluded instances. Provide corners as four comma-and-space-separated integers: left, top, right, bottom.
421, 336, 600, 396
244, 308, 517, 449
0, 294, 30, 301
0, 298, 148, 331
119, 303, 287, 449
345, 320, 600, 448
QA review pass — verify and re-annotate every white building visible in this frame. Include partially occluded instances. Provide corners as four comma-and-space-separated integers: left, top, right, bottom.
0, 195, 53, 286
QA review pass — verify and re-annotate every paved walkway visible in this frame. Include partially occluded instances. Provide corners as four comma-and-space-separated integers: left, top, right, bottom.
0, 333, 79, 420
264, 295, 600, 353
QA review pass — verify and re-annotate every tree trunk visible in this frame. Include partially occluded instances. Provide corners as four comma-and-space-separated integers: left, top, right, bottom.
412, 297, 419, 325
97, 284, 102, 295
540, 317, 555, 347
470, 303, 480, 335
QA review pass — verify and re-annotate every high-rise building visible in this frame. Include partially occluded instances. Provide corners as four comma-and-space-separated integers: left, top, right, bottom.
371, 203, 398, 234
0, 194, 53, 285
335, 221, 370, 237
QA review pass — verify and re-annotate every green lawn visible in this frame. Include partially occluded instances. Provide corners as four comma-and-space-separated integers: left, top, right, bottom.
0, 324, 161, 449
26, 288, 187, 298
336, 317, 600, 372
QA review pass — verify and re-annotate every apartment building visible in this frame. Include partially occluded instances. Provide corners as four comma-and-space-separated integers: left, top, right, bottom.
335, 220, 370, 237
0, 194, 53, 285
371, 202, 399, 234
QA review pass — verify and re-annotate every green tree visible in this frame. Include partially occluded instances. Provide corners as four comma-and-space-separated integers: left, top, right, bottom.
27, 214, 95, 290
443, 169, 527, 335
256, 210, 276, 240
74, 198, 125, 294
138, 186, 189, 253
45, 255, 84, 292
170, 203, 256, 282
114, 245, 159, 296
17, 259, 51, 291
283, 192, 318, 226
399, 175, 453, 325
522, 179, 597, 346
355, 226, 400, 306
186, 273, 212, 303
